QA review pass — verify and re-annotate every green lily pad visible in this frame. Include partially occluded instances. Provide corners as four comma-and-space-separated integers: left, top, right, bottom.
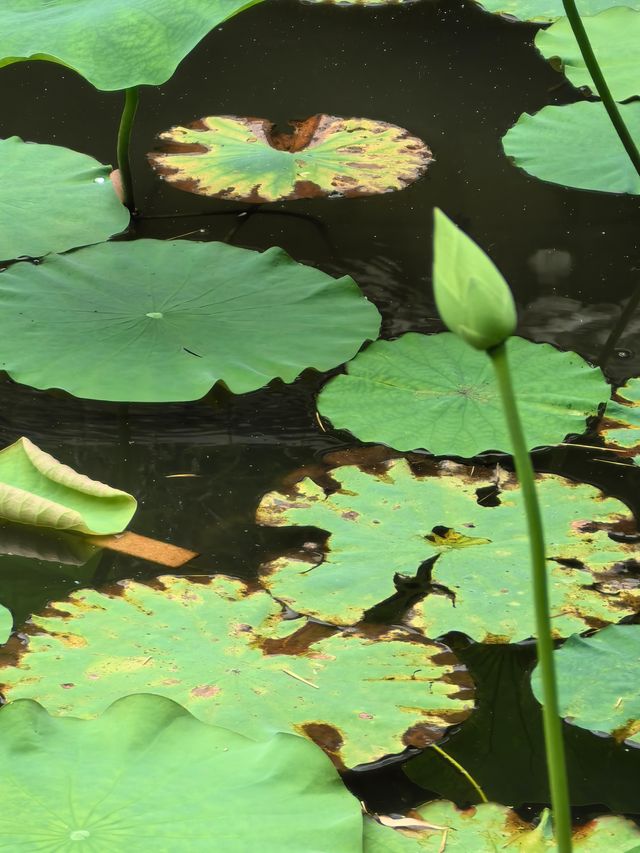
532, 624, 640, 747
473, 0, 640, 23
0, 137, 128, 260
502, 101, 640, 194
0, 1, 264, 91
317, 333, 606, 457
0, 437, 136, 535
257, 456, 640, 639
364, 802, 640, 851
149, 114, 432, 203
0, 574, 475, 767
0, 239, 380, 402
0, 694, 363, 852
536, 8, 640, 102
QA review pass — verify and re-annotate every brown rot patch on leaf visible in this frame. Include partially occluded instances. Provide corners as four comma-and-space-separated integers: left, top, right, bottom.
299, 721, 345, 764
259, 621, 337, 656
190, 684, 221, 699
612, 717, 640, 744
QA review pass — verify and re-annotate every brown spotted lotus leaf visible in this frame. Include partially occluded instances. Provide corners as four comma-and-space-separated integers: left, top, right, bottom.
364, 801, 640, 851
598, 377, 640, 462
257, 455, 640, 641
148, 114, 432, 203
0, 575, 474, 768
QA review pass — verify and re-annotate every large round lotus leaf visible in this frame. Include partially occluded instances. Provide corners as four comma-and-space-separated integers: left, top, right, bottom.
364, 802, 640, 851
0, 437, 136, 535
503, 101, 640, 194
257, 457, 640, 639
536, 8, 640, 102
0, 575, 474, 767
532, 624, 640, 747
149, 114, 432, 203
0, 240, 380, 402
0, 694, 363, 852
473, 0, 640, 23
0, 606, 10, 644
317, 333, 606, 458
0, 137, 128, 260
0, 1, 264, 91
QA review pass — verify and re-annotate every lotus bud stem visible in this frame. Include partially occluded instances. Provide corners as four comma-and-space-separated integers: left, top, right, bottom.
116, 86, 140, 213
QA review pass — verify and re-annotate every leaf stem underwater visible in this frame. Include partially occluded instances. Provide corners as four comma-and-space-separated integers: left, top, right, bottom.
488, 340, 572, 853
429, 744, 488, 804
117, 86, 140, 212
561, 0, 640, 178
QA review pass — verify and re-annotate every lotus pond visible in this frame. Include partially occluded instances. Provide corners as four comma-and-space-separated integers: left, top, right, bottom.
0, 0, 640, 850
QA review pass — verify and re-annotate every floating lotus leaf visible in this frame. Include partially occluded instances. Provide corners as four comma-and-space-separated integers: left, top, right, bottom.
317, 334, 606, 457
0, 694, 363, 852
0, 240, 380, 402
149, 114, 432, 203
0, 1, 264, 91
0, 437, 136, 535
536, 8, 640, 102
257, 457, 640, 639
0, 137, 128, 260
0, 606, 10, 644
364, 802, 640, 851
502, 102, 640, 194
0, 575, 474, 767
532, 624, 640, 747
598, 379, 640, 461
302, 0, 421, 4
473, 0, 640, 23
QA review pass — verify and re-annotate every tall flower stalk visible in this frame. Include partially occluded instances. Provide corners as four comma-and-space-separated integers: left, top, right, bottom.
432, 209, 572, 852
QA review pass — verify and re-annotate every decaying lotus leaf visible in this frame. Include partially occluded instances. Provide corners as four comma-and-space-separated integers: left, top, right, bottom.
364, 801, 640, 851
148, 114, 432, 203
257, 456, 640, 640
598, 378, 640, 461
0, 574, 474, 768
532, 624, 640, 747
0, 694, 364, 852
0, 438, 136, 535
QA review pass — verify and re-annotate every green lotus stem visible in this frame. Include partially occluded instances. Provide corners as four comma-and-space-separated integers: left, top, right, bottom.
561, 0, 640, 178
116, 86, 140, 212
430, 744, 488, 803
488, 341, 572, 853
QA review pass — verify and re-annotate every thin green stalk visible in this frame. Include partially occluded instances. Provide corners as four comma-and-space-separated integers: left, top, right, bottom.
116, 86, 140, 213
430, 744, 488, 803
488, 341, 572, 853
561, 0, 640, 178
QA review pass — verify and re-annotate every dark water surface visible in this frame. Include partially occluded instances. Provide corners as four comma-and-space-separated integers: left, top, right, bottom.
0, 0, 639, 821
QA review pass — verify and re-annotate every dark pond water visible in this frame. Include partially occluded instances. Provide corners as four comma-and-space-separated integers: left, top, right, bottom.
1, 0, 639, 821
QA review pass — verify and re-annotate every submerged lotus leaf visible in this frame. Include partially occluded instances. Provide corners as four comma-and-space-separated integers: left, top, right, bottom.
0, 694, 363, 852
0, 437, 136, 535
473, 0, 640, 24
257, 457, 639, 639
532, 624, 640, 747
0, 239, 380, 402
317, 334, 606, 457
536, 8, 640, 102
0, 1, 264, 91
149, 114, 432, 203
503, 102, 640, 194
0, 574, 474, 767
0, 137, 128, 260
364, 802, 640, 851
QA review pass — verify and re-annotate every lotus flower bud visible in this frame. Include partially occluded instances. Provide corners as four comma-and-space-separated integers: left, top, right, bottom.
432, 208, 517, 351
